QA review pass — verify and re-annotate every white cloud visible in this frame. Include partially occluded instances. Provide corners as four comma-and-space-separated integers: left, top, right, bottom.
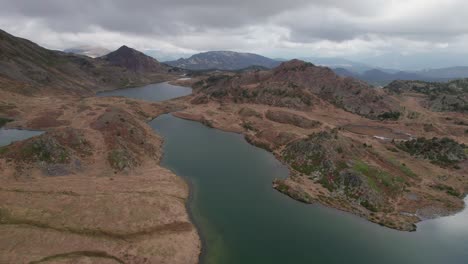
0, 0, 467, 67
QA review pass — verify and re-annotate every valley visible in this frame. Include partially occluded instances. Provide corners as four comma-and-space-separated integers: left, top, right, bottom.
0, 28, 467, 263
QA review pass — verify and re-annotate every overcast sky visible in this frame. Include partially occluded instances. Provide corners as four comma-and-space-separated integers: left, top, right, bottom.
1, 0, 467, 69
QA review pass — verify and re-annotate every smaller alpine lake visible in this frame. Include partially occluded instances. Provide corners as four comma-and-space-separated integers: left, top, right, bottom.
96, 81, 192, 101
0, 128, 43, 147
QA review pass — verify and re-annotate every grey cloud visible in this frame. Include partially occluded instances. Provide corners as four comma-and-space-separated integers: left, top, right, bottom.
1, 0, 468, 65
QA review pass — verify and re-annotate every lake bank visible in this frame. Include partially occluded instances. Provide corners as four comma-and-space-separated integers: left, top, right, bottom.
151, 113, 468, 264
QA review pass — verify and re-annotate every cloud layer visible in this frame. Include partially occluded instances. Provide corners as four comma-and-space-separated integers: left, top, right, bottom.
1, 0, 467, 68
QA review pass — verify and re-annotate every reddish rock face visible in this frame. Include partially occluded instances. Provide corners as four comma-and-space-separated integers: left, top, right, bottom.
102, 45, 168, 73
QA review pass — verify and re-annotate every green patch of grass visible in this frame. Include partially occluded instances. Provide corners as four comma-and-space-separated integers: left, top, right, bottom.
353, 160, 370, 175
0, 146, 8, 155
353, 160, 381, 190
377, 171, 393, 187
335, 160, 349, 171
360, 200, 378, 212
389, 159, 418, 178
274, 180, 290, 193
318, 176, 335, 192
241, 121, 256, 131
366, 176, 379, 192
0, 117, 13, 127
353, 160, 403, 192
432, 184, 461, 197
386, 147, 399, 153
378, 111, 401, 121
399, 163, 418, 178
336, 147, 343, 153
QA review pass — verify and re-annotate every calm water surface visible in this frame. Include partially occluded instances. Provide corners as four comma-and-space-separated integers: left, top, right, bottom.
97, 81, 192, 101
150, 114, 468, 264
0, 129, 43, 147
100, 82, 467, 264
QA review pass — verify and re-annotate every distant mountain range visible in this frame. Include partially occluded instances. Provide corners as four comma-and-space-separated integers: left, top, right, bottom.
63, 45, 468, 86
64, 46, 110, 58
333, 67, 468, 86
165, 51, 280, 70
300, 57, 377, 73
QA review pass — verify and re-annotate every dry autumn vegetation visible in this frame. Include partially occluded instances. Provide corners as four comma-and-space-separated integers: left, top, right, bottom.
0, 25, 467, 263
0, 29, 200, 263
172, 58, 467, 231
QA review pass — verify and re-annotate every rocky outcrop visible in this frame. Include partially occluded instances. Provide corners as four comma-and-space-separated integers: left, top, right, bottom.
280, 129, 415, 216
1, 127, 91, 176
91, 107, 160, 171
397, 137, 467, 166
385, 79, 468, 112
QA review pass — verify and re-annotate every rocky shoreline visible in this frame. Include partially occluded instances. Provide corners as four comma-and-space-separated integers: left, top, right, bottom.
170, 94, 467, 232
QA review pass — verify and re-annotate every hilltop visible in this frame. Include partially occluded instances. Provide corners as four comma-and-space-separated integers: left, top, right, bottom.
192, 59, 400, 118
101, 45, 171, 73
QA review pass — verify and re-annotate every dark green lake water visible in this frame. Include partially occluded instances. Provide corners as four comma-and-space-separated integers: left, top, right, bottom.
96, 81, 192, 101
99, 82, 468, 264
150, 114, 468, 264
0, 129, 43, 147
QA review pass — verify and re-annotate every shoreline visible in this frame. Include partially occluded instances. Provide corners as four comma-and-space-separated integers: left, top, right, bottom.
150, 114, 207, 264
170, 105, 466, 232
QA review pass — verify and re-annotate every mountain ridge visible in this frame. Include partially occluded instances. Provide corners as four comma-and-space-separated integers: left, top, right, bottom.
165, 50, 280, 70
0, 29, 175, 95
192, 59, 400, 118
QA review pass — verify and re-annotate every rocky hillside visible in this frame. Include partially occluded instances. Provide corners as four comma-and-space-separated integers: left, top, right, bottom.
397, 137, 467, 167
100, 45, 170, 73
385, 79, 468, 112
192, 59, 400, 118
165, 51, 280, 70
0, 29, 174, 95
277, 129, 414, 218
